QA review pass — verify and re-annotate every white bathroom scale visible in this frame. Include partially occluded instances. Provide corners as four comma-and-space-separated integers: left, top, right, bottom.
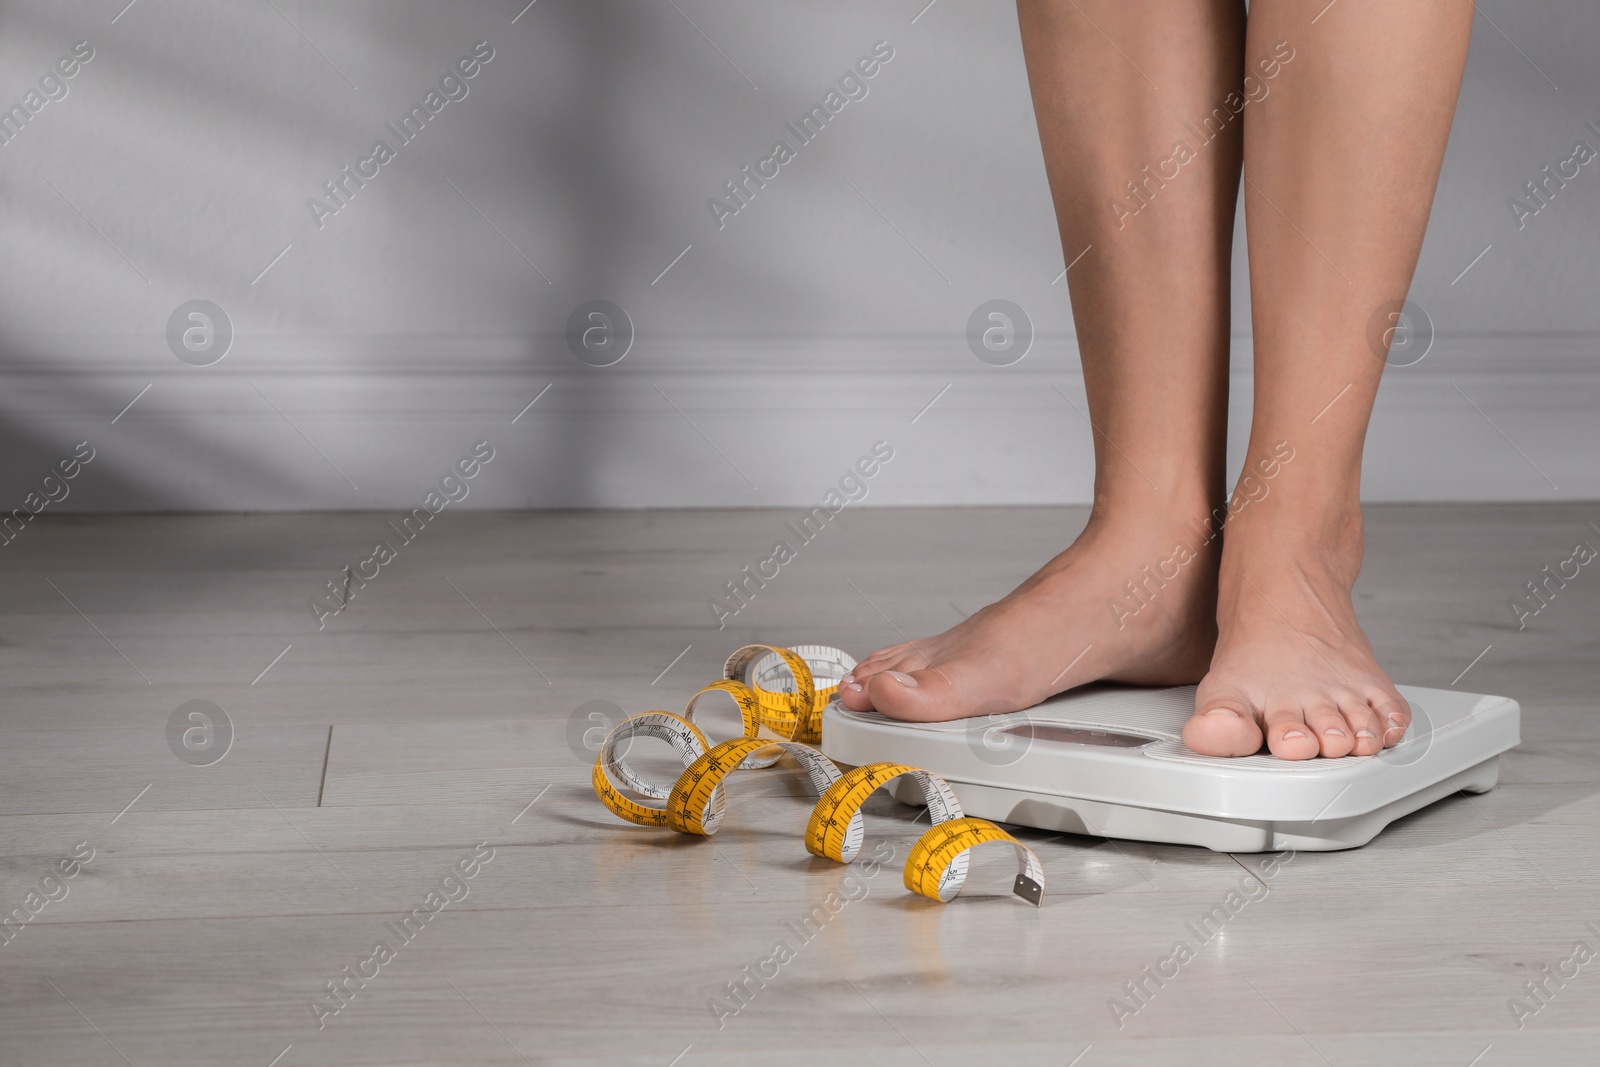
820, 684, 1520, 852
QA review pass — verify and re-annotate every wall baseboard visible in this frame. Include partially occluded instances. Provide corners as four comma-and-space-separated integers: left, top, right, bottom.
2, 334, 1596, 510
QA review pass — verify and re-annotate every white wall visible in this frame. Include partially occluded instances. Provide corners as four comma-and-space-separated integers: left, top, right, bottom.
1, 0, 1596, 511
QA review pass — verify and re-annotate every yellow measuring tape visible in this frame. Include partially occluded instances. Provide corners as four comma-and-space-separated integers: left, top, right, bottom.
592, 644, 1045, 906
724, 643, 839, 743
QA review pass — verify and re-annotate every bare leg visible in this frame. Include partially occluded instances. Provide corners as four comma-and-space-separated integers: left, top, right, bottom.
1184, 0, 1473, 758
842, 0, 1245, 720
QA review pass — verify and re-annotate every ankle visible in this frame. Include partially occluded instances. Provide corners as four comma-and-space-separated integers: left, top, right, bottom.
1237, 484, 1362, 557
1218, 495, 1365, 595
1217, 437, 1359, 548
1086, 478, 1218, 539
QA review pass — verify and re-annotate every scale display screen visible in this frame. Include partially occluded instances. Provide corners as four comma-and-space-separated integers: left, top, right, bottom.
1002, 723, 1156, 748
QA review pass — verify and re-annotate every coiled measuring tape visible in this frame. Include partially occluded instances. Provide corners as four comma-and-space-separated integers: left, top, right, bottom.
592, 644, 1045, 906
735, 643, 855, 744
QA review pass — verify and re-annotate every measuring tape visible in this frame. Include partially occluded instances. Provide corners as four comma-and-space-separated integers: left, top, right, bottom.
592, 644, 1045, 906
734, 643, 855, 744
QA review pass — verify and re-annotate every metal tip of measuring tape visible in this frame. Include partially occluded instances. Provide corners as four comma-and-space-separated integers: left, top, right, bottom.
1013, 874, 1044, 907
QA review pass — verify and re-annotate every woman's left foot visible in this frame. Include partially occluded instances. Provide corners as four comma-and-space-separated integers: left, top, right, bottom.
1184, 496, 1411, 760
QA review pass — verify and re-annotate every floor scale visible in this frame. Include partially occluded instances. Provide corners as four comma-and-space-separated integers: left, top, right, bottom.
820, 683, 1520, 852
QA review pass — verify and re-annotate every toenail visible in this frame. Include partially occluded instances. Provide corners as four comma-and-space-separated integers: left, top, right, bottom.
841, 673, 855, 686
1388, 715, 1406, 727
1283, 729, 1308, 739
1205, 708, 1241, 717
883, 671, 918, 688
844, 681, 863, 693
1324, 728, 1346, 737
1356, 729, 1375, 739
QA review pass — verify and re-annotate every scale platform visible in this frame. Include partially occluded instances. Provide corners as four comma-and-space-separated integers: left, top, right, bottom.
821, 683, 1519, 852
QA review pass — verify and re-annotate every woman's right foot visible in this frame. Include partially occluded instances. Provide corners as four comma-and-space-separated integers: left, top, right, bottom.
838, 500, 1220, 722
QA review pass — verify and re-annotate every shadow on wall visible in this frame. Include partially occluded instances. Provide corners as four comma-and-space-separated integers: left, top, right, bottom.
519, 0, 669, 508
0, 0, 822, 511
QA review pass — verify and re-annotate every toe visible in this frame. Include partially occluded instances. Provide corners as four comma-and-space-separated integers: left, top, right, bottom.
1370, 691, 1411, 749
1303, 703, 1355, 758
1184, 690, 1265, 757
1263, 704, 1320, 760
851, 646, 909, 684
1339, 696, 1384, 756
837, 673, 873, 711
868, 666, 965, 722
839, 647, 907, 709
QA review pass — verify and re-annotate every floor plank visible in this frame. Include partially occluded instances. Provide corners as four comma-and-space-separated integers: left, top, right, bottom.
0, 725, 327, 815
1, 506, 1596, 1065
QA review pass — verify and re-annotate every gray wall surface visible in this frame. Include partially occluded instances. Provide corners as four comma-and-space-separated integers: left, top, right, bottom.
1, 0, 1596, 511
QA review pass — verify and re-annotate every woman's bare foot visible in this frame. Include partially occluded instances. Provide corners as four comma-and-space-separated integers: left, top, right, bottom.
1184, 490, 1410, 760
1176, 0, 1473, 760
839, 499, 1219, 722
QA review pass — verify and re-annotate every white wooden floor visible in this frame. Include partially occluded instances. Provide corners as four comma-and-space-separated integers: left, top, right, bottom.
2, 505, 1598, 1066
